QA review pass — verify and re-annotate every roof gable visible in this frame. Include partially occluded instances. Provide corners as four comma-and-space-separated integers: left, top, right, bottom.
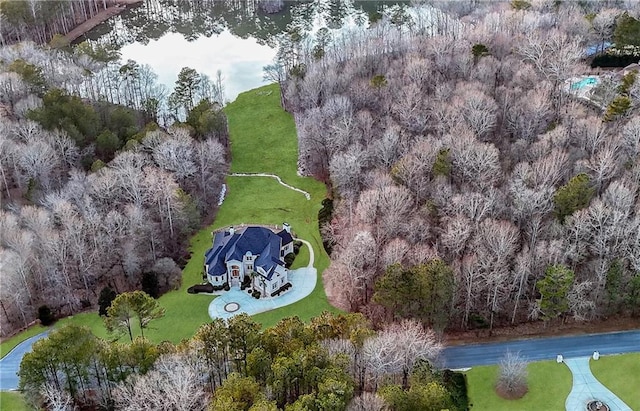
205, 226, 287, 278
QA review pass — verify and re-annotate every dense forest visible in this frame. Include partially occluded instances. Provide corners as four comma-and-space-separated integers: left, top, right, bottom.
19, 312, 463, 411
0, 40, 229, 337
281, 1, 640, 332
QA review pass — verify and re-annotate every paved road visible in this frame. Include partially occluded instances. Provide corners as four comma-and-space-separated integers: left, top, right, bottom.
440, 330, 640, 369
0, 331, 50, 391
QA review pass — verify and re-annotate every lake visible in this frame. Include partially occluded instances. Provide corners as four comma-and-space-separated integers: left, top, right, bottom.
79, 0, 410, 103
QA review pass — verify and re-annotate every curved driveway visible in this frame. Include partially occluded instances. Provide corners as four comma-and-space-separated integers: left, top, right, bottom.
208, 238, 317, 320
0, 331, 50, 391
440, 330, 640, 369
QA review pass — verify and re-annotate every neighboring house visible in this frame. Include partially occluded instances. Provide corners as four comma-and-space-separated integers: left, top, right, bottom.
204, 224, 294, 297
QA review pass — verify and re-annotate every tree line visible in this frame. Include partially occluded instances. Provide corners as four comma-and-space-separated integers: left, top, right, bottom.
19, 310, 462, 411
278, 1, 640, 331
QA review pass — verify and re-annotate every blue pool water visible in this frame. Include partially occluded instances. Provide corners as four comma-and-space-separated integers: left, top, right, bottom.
571, 77, 599, 90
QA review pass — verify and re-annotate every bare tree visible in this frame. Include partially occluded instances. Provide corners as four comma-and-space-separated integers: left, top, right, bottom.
496, 351, 528, 399
363, 319, 442, 389
347, 392, 386, 411
114, 353, 208, 411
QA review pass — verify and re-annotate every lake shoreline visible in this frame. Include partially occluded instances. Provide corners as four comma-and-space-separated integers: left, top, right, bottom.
64, 0, 143, 44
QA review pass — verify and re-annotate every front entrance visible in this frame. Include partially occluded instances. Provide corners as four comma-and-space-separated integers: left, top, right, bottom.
231, 266, 240, 287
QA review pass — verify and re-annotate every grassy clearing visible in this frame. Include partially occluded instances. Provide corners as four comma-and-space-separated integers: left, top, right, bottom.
465, 360, 572, 410
0, 391, 33, 411
1, 82, 337, 351
590, 353, 640, 409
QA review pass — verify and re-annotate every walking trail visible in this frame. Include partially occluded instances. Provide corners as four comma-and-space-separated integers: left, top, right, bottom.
564, 357, 631, 411
228, 173, 311, 200
208, 238, 316, 320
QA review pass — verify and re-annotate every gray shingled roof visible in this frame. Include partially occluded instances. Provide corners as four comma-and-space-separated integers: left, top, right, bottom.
205, 227, 286, 280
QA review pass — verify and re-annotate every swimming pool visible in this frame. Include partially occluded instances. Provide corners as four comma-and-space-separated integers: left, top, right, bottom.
571, 77, 599, 90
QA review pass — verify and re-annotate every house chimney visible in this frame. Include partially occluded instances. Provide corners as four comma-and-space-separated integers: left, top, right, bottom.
229, 226, 235, 235
283, 222, 290, 233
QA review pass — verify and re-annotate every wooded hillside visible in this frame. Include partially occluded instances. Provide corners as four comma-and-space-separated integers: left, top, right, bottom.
283, 2, 640, 331
0, 42, 229, 337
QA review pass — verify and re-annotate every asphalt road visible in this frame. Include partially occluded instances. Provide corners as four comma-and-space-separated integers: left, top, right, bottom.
0, 331, 49, 391
2, 329, 640, 389
440, 329, 640, 369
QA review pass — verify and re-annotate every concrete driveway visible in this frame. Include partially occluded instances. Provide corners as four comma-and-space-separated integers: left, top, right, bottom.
441, 330, 640, 369
0, 331, 50, 391
564, 357, 631, 411
208, 238, 317, 320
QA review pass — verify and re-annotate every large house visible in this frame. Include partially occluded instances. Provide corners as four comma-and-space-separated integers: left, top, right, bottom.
203, 224, 294, 297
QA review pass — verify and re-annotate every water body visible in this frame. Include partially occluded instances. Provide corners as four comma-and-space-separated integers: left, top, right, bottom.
78, 0, 410, 102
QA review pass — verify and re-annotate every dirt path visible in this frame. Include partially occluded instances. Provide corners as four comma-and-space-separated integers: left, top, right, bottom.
64, 0, 143, 43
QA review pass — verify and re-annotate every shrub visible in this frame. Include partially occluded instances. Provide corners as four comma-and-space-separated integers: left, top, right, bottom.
441, 370, 469, 410
318, 198, 334, 255
223, 282, 230, 291
284, 252, 296, 268
591, 52, 640, 68
187, 283, 214, 294
98, 286, 117, 316
293, 240, 303, 254
252, 290, 261, 299
37, 305, 55, 326
141, 271, 160, 298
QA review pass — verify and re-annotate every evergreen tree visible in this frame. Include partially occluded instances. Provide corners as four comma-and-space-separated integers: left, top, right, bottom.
536, 264, 575, 322
613, 12, 640, 47
374, 260, 455, 330
553, 173, 595, 223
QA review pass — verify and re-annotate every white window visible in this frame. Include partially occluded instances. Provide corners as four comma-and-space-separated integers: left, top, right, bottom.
247, 264, 253, 270
272, 283, 277, 291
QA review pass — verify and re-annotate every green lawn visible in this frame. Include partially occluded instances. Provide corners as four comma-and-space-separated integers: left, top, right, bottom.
590, 353, 640, 409
1, 83, 338, 352
465, 360, 572, 410
0, 391, 33, 411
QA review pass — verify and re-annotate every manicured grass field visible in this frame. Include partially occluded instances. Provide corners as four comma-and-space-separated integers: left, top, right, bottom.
0, 391, 33, 411
465, 360, 572, 410
590, 353, 640, 409
1, 83, 338, 354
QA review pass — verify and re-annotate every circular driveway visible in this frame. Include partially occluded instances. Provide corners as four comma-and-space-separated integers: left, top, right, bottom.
208, 238, 317, 320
